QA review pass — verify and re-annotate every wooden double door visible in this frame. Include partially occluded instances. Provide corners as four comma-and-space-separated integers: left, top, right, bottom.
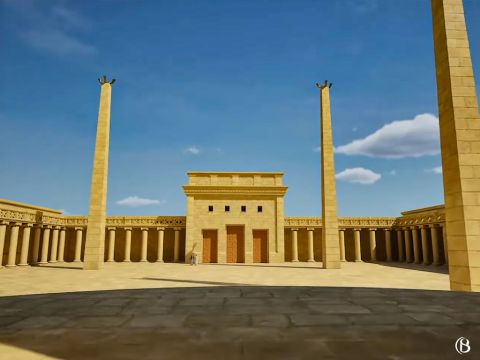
202, 230, 218, 263
226, 226, 245, 263
253, 230, 268, 263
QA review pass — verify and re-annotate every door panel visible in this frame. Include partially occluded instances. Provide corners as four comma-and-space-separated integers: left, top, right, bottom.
202, 230, 217, 263
226, 226, 244, 263
253, 230, 268, 263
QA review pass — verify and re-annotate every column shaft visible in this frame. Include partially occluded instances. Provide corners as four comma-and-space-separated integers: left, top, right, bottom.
369, 229, 376, 262
39, 227, 51, 264
32, 226, 42, 264
124, 228, 132, 262
431, 226, 441, 265
173, 228, 180, 262
58, 228, 66, 262
354, 229, 361, 262
307, 228, 315, 262
291, 229, 299, 262
49, 227, 59, 263
412, 228, 421, 264
107, 228, 116, 262
396, 229, 404, 262
420, 226, 430, 265
157, 228, 164, 262
6, 223, 20, 267
339, 230, 346, 262
141, 228, 148, 262
442, 225, 448, 265
0, 222, 7, 267
385, 229, 392, 262
74, 228, 83, 262
404, 229, 412, 263
19, 225, 32, 266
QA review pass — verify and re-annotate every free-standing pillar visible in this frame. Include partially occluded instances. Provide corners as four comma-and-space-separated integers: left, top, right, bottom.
174, 228, 180, 262
404, 228, 412, 263
339, 229, 346, 262
291, 228, 299, 262
396, 229, 405, 262
385, 229, 392, 262
369, 228, 376, 262
18, 224, 33, 266
74, 227, 83, 262
107, 227, 116, 262
307, 228, 315, 262
141, 228, 148, 262
124, 228, 132, 262
58, 228, 66, 262
430, 225, 441, 266
84, 75, 115, 270
157, 227, 165, 262
353, 229, 362, 262
431, 0, 480, 291
442, 225, 448, 265
49, 227, 60, 263
412, 227, 421, 264
420, 226, 430, 265
0, 221, 7, 268
39, 226, 51, 264
317, 80, 341, 269
6, 223, 21, 267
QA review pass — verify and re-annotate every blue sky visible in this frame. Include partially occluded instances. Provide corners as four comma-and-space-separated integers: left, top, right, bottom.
0, 0, 479, 217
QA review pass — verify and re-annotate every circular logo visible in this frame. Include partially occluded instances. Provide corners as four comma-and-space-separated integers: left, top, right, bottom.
455, 337, 471, 355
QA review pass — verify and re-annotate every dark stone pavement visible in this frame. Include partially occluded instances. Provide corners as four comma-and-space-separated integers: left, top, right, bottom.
1, 286, 479, 359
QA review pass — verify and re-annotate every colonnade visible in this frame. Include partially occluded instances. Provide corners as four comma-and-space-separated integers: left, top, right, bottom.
289, 224, 447, 265
0, 223, 183, 267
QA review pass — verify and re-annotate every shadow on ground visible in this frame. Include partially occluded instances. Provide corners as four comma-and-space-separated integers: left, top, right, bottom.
1, 286, 479, 360
375, 261, 450, 274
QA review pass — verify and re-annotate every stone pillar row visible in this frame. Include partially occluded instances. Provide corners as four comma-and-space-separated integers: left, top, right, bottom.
287, 225, 447, 265
0, 224, 180, 267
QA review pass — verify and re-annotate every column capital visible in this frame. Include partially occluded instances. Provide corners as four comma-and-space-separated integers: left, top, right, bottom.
74, 226, 83, 231
60, 227, 67, 231
291, 228, 299, 232
428, 223, 440, 228
368, 228, 377, 231
53, 226, 61, 230
140, 227, 149, 231
352, 228, 361, 231
306, 227, 315, 231
11, 222, 22, 227
173, 227, 182, 231
156, 227, 165, 231
43, 225, 53, 229
107, 227, 116, 231
384, 228, 391, 232
409, 226, 418, 230
124, 227, 132, 231
338, 228, 346, 232
23, 223, 34, 228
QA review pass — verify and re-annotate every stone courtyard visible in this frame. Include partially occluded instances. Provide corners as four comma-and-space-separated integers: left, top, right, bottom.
1, 262, 479, 359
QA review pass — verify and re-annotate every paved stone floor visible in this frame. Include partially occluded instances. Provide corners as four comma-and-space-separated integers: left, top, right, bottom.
1, 262, 479, 359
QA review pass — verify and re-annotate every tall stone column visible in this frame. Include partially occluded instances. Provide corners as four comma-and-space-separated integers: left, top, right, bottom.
420, 226, 430, 265
353, 229, 362, 262
141, 228, 148, 262
39, 226, 51, 264
317, 80, 341, 269
385, 229, 392, 262
107, 227, 116, 262
157, 227, 165, 262
173, 228, 180, 263
74, 227, 83, 262
396, 229, 404, 262
0, 221, 7, 268
307, 228, 315, 262
431, 0, 480, 291
58, 228, 66, 262
18, 224, 33, 266
32, 225, 42, 264
291, 228, 299, 262
430, 225, 441, 265
124, 228, 132, 262
412, 227, 421, 264
84, 75, 115, 270
49, 226, 60, 263
369, 228, 377, 262
442, 225, 449, 265
339, 229, 346, 262
404, 229, 412, 263
6, 223, 21, 267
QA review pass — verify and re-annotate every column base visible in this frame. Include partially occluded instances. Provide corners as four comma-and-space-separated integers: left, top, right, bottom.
123, 260, 131, 263
307, 259, 315, 263
354, 260, 362, 263
18, 263, 29, 266
49, 261, 58, 264
106, 260, 114, 263
37, 261, 48, 265
5, 264, 16, 268
433, 262, 442, 266
73, 260, 82, 263
140, 260, 147, 262
291, 260, 299, 263
156, 260, 164, 263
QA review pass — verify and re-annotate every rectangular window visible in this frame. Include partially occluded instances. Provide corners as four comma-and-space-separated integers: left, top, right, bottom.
241, 205, 246, 212
208, 205, 213, 212
225, 205, 230, 212
257, 206, 263, 213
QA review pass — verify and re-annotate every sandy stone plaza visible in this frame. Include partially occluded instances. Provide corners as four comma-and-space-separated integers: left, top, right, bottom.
1, 262, 480, 359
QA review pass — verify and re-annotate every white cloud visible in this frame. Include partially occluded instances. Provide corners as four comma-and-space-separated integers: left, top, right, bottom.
116, 196, 165, 207
426, 166, 442, 174
335, 167, 381, 185
184, 146, 200, 155
21, 29, 96, 56
335, 113, 440, 159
